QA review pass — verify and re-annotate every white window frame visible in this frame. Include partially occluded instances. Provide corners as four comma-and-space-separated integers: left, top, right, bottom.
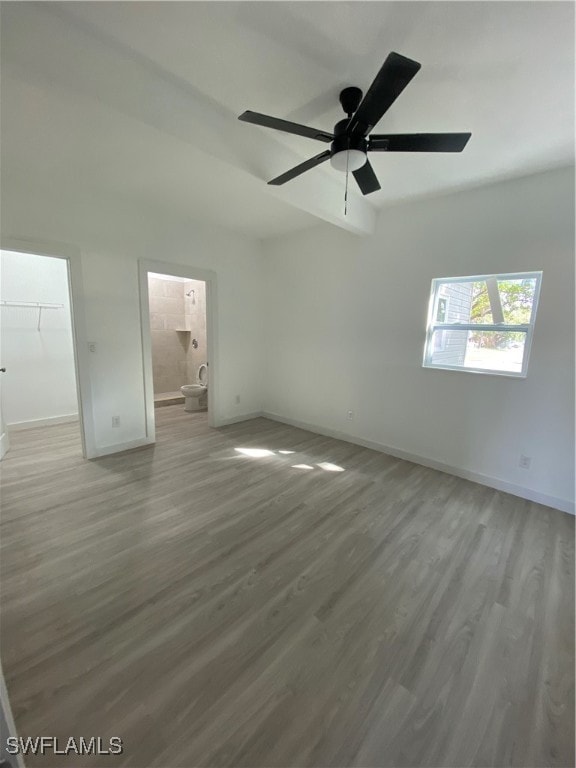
423, 271, 543, 378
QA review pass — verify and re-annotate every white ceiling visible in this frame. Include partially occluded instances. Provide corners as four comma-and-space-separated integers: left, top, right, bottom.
1, 1, 574, 238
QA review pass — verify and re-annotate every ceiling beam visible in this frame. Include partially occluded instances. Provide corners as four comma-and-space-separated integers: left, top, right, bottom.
2, 3, 376, 236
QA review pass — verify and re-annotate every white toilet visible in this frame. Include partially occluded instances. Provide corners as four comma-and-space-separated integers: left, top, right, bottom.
181, 363, 208, 411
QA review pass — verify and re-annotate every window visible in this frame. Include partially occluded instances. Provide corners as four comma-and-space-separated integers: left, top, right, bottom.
423, 271, 542, 377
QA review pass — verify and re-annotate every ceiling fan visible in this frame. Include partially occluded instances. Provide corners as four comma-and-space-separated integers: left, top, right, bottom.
238, 52, 471, 195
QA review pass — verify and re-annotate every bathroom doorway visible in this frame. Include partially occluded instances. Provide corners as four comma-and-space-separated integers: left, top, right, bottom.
0, 249, 84, 458
138, 260, 217, 442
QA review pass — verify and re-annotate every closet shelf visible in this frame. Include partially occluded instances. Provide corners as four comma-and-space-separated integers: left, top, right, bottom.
1, 300, 64, 330
1, 300, 64, 309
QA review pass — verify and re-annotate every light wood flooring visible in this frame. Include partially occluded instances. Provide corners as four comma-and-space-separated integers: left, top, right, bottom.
1, 406, 574, 767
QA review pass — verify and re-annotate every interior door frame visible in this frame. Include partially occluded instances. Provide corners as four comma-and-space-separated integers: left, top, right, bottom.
0, 390, 9, 460
0, 236, 95, 458
138, 259, 218, 443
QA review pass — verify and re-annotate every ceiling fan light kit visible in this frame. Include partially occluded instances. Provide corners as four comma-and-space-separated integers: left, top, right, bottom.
330, 149, 366, 172
239, 51, 471, 196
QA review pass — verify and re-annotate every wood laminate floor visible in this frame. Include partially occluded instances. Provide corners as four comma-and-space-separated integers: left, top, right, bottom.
1, 407, 574, 768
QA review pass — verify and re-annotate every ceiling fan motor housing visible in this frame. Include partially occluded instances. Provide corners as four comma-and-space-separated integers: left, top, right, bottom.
339, 86, 363, 116
331, 118, 367, 158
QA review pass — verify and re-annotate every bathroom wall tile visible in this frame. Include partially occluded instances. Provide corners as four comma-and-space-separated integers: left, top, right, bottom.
165, 297, 182, 314
152, 366, 168, 393
149, 297, 168, 315
161, 351, 181, 369
148, 295, 164, 314
149, 313, 165, 330
173, 338, 188, 356
175, 331, 191, 353
164, 313, 185, 331
148, 278, 164, 299
152, 338, 175, 367
165, 280, 183, 299
151, 330, 169, 345
154, 352, 173, 371
150, 277, 184, 300
153, 366, 179, 395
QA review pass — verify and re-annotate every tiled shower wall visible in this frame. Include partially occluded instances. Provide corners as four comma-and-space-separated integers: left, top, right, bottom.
148, 276, 207, 395
184, 279, 207, 385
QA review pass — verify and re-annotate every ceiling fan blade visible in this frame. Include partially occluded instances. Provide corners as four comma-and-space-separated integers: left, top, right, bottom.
347, 52, 421, 138
353, 159, 381, 195
268, 150, 331, 185
239, 111, 333, 143
370, 133, 471, 152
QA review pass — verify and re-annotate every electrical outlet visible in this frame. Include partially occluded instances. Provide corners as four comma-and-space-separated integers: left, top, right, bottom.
88, 342, 97, 353
519, 454, 531, 470
235, 395, 241, 405
347, 410, 354, 420
112, 416, 121, 428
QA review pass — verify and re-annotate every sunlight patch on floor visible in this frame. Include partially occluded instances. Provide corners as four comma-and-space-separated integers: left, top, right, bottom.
235, 447, 275, 458
234, 447, 346, 473
317, 462, 345, 472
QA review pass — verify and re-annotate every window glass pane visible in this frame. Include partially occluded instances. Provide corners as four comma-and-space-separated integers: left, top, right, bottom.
428, 329, 527, 373
497, 277, 537, 324
437, 276, 538, 327
470, 280, 492, 324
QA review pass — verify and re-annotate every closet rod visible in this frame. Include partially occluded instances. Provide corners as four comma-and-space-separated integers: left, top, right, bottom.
0, 300, 64, 330
0, 301, 64, 309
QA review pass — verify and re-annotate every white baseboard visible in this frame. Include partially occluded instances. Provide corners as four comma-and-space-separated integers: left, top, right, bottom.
90, 413, 263, 458
215, 411, 264, 427
0, 431, 9, 460
8, 413, 79, 431
89, 437, 154, 459
262, 411, 575, 516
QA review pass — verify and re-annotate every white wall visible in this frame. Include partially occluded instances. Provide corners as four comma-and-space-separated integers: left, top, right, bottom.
1, 182, 265, 454
1, 250, 78, 426
262, 167, 575, 513
2, 159, 573, 512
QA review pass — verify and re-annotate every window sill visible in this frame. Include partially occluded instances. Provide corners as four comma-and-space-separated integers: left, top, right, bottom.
422, 363, 527, 379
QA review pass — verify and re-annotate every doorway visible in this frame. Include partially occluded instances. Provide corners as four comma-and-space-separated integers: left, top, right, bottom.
138, 260, 217, 441
0, 249, 84, 459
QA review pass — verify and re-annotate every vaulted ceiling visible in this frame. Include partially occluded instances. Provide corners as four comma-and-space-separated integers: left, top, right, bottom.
1, 2, 574, 237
